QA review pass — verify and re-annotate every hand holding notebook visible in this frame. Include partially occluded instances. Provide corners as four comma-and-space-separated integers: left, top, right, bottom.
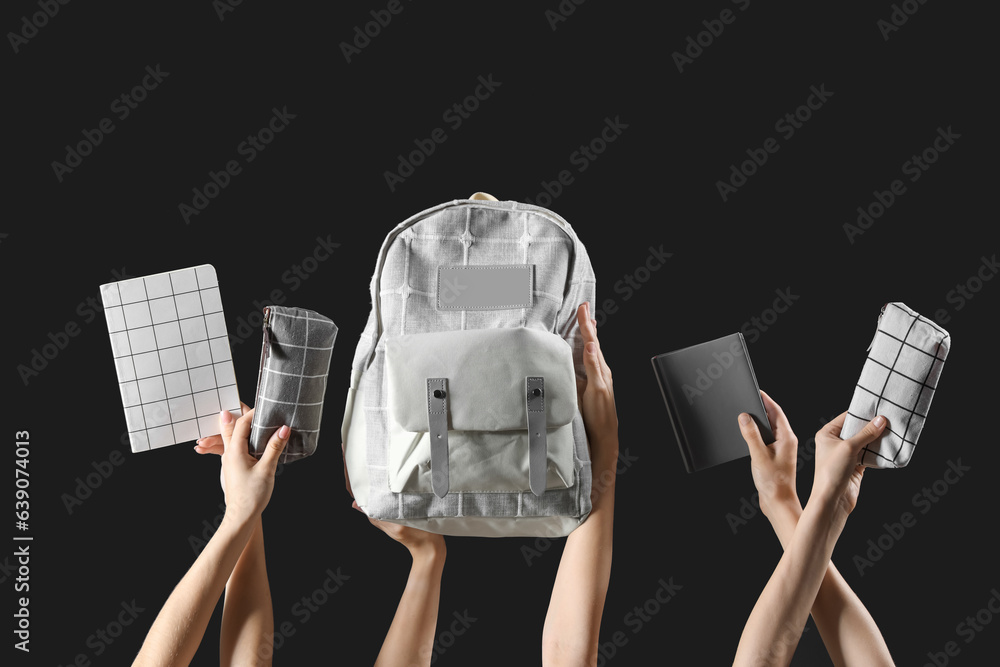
651, 333, 773, 473
101, 265, 241, 452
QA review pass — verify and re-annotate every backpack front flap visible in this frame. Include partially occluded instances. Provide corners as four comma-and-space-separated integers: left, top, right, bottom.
343, 197, 595, 537
385, 327, 579, 497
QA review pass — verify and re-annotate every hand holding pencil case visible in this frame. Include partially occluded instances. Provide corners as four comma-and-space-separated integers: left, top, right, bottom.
841, 302, 951, 469
249, 306, 337, 464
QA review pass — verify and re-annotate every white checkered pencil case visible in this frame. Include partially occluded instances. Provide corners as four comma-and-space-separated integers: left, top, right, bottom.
249, 306, 337, 464
842, 302, 951, 468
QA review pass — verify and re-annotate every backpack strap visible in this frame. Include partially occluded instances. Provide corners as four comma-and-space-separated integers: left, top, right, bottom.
526, 376, 547, 496
426, 378, 450, 498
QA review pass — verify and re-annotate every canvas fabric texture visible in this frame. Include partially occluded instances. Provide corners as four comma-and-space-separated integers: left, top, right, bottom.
842, 302, 951, 468
250, 306, 337, 464
342, 198, 596, 537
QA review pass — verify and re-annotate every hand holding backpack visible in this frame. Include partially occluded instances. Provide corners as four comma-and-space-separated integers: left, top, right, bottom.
342, 193, 596, 537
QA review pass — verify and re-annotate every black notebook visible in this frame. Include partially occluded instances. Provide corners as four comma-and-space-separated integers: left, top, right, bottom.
651, 333, 773, 473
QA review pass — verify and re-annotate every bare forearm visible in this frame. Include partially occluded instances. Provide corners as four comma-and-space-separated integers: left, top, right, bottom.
134, 516, 256, 667
810, 565, 894, 667
766, 502, 893, 667
221, 518, 273, 667
542, 447, 617, 666
735, 502, 841, 667
375, 543, 446, 667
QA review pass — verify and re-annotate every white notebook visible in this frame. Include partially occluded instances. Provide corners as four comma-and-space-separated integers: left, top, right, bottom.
100, 265, 241, 452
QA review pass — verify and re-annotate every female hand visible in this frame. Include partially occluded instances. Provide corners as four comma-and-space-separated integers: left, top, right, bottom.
354, 501, 446, 558
194, 402, 247, 495
738, 391, 801, 520
200, 406, 289, 525
575, 302, 618, 467
811, 412, 887, 521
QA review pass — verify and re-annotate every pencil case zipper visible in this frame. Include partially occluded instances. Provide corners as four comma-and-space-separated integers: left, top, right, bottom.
866, 303, 888, 351
249, 306, 272, 454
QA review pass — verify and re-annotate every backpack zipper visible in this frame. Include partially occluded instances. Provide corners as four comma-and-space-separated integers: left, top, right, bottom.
866, 303, 887, 351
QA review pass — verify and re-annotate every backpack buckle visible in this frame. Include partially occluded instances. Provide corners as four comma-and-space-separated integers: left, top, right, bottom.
427, 378, 450, 498
526, 376, 547, 496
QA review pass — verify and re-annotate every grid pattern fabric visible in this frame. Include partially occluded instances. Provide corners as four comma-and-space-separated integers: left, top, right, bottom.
349, 199, 596, 525
842, 302, 951, 468
249, 307, 337, 464
101, 265, 240, 452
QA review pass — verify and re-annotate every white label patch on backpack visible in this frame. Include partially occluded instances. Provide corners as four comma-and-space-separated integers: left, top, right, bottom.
436, 265, 533, 310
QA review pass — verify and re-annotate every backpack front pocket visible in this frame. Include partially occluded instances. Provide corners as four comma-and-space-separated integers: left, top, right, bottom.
385, 327, 578, 497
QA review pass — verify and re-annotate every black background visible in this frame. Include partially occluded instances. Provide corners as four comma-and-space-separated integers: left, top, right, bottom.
5, 1, 998, 665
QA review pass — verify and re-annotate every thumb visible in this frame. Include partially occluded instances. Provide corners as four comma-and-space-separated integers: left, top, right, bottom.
257, 425, 290, 473
738, 413, 768, 458
219, 408, 238, 447
843, 415, 887, 454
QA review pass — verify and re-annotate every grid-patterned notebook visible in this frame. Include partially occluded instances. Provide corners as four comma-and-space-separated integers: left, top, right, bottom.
842, 302, 951, 468
100, 265, 241, 452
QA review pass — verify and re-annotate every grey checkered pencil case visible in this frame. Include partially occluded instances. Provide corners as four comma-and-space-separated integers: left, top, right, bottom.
841, 302, 951, 469
249, 306, 337, 464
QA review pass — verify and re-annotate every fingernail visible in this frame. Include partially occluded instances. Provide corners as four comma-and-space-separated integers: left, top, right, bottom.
193, 445, 201, 451
586, 341, 597, 354
739, 413, 750, 426
220, 410, 233, 424
278, 425, 290, 439
872, 415, 885, 428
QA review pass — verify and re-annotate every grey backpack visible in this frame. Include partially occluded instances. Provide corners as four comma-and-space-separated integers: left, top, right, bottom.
342, 193, 595, 537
